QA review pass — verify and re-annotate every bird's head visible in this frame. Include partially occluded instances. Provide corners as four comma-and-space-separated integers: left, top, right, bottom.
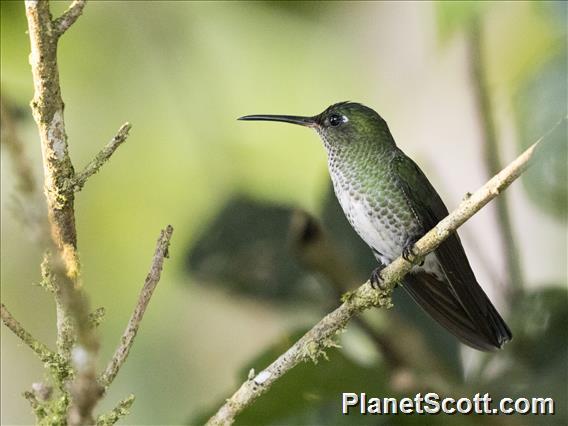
239, 102, 394, 154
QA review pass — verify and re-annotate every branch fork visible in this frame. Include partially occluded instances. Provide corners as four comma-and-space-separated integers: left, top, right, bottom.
1, 2, 173, 425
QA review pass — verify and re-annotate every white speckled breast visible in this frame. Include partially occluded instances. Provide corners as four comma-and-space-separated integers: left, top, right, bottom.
328, 164, 443, 279
330, 171, 408, 264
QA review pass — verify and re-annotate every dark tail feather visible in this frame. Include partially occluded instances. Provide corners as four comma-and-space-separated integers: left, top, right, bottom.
403, 272, 512, 351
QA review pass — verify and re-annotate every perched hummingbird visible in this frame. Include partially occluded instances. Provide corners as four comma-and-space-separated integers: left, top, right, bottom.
239, 102, 512, 351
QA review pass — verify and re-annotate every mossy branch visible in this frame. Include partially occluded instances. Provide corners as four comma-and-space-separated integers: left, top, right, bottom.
7, 1, 171, 425
96, 394, 135, 426
206, 119, 563, 426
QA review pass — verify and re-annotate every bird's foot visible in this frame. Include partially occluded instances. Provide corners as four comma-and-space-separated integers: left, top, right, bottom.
370, 266, 387, 290
402, 235, 424, 266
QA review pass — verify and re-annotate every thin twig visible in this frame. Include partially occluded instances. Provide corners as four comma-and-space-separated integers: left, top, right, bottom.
469, 18, 525, 294
1, 303, 56, 364
99, 225, 174, 388
96, 394, 135, 426
23, 391, 45, 422
73, 122, 132, 192
53, 0, 87, 37
206, 123, 558, 425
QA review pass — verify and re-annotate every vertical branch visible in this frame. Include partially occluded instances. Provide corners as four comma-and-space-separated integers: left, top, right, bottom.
40, 253, 75, 360
0, 96, 49, 241
468, 18, 525, 294
25, 0, 80, 281
24, 1, 102, 424
11, 1, 170, 424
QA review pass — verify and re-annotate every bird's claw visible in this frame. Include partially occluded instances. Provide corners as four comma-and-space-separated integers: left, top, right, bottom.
402, 245, 414, 262
370, 267, 387, 290
402, 235, 422, 264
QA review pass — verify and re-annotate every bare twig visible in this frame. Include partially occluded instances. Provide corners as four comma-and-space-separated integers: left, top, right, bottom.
469, 18, 525, 294
53, 0, 87, 37
99, 225, 174, 388
206, 125, 557, 425
73, 122, 132, 192
1, 303, 57, 364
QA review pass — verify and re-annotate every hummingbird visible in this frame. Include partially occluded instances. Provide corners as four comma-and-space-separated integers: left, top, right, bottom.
239, 102, 512, 351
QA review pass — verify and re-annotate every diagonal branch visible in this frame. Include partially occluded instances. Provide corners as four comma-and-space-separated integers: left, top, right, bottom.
73, 122, 132, 192
205, 119, 562, 426
98, 225, 174, 388
96, 394, 135, 426
53, 0, 87, 37
1, 303, 57, 364
289, 210, 407, 368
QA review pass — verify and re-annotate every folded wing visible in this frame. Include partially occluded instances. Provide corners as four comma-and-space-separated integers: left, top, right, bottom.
391, 152, 512, 351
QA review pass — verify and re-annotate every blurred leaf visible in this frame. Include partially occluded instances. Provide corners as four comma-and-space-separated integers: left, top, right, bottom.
257, 0, 330, 19
508, 286, 568, 372
534, 0, 568, 32
188, 189, 463, 374
484, 286, 568, 423
186, 196, 326, 302
188, 189, 464, 376
435, 1, 487, 42
515, 51, 568, 221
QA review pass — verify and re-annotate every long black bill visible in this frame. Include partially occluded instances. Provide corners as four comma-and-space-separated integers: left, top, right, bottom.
238, 114, 316, 128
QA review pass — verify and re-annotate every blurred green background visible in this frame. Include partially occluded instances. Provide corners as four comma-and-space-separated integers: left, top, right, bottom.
1, 1, 566, 425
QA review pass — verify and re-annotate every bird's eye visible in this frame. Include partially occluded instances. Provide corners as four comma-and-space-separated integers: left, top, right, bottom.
328, 114, 345, 127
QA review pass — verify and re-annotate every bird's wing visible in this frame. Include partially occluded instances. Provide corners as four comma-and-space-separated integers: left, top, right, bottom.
390, 152, 512, 350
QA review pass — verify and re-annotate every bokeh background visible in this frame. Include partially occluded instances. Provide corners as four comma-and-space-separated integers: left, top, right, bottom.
1, 1, 566, 425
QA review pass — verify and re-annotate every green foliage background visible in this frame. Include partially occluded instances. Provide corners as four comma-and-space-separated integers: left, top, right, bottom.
1, 1, 566, 424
